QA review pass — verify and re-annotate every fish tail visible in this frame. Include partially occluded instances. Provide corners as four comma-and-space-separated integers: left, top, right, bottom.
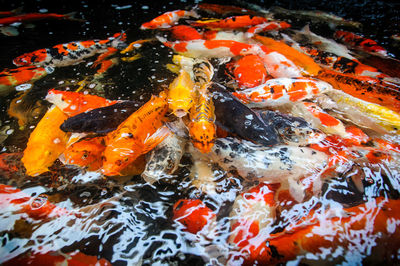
63, 12, 85, 22
142, 125, 171, 154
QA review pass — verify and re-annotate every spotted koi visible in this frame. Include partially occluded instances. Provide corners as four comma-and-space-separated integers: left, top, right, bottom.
102, 91, 170, 176
140, 9, 199, 29
13, 32, 126, 67
334, 30, 388, 56
232, 77, 332, 108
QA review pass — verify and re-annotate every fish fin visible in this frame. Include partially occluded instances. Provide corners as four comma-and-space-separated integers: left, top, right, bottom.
142, 125, 171, 154
63, 12, 85, 22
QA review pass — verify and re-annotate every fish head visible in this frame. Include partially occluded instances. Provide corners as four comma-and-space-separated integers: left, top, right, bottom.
101, 146, 136, 176
21, 148, 53, 176
189, 120, 216, 153
63, 138, 105, 171
13, 49, 48, 66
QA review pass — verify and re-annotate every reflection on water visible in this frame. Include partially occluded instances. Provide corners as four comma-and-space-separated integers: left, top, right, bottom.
1, 0, 400, 265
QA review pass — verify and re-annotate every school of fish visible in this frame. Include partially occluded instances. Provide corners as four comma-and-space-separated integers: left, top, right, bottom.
1, 2, 400, 265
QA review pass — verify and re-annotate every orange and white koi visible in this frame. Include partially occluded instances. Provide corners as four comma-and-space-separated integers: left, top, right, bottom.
21, 105, 70, 176
334, 30, 388, 56
140, 9, 199, 29
228, 54, 269, 88
0, 184, 73, 220
0, 66, 48, 96
228, 197, 400, 265
0, 12, 82, 26
190, 15, 269, 29
168, 69, 195, 117
102, 92, 170, 176
45, 89, 118, 117
13, 33, 126, 67
246, 21, 291, 36
233, 77, 332, 108
291, 101, 347, 137
61, 136, 106, 171
189, 89, 216, 153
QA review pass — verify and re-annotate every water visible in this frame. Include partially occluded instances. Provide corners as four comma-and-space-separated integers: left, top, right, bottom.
1, 0, 400, 265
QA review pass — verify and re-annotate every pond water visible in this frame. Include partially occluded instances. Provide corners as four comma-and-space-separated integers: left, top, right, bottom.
1, 0, 400, 265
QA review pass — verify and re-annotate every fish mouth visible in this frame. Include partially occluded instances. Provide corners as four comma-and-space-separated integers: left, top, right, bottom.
173, 109, 188, 118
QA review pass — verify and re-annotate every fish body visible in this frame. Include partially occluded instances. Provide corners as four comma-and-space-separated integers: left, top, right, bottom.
191, 15, 268, 29
168, 69, 195, 117
142, 126, 187, 184
334, 30, 388, 56
13, 33, 126, 67
60, 101, 139, 134
232, 77, 332, 108
170, 25, 203, 41
229, 54, 269, 88
102, 92, 170, 176
141, 9, 198, 29
211, 83, 279, 147
196, 3, 259, 16
0, 12, 81, 26
246, 21, 291, 36
22, 105, 70, 176
62, 136, 106, 171
189, 90, 217, 153
45, 89, 118, 117
0, 66, 48, 96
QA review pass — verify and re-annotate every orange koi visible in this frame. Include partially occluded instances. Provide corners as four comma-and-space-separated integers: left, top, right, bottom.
0, 66, 48, 96
170, 25, 203, 41
233, 77, 332, 108
246, 21, 291, 36
45, 89, 118, 117
317, 69, 400, 113
0, 12, 82, 26
173, 199, 216, 234
21, 105, 70, 176
13, 33, 126, 67
140, 9, 198, 29
334, 30, 388, 56
62, 136, 106, 171
168, 69, 195, 117
0, 184, 72, 220
228, 198, 400, 265
228, 54, 269, 88
253, 34, 322, 76
191, 15, 268, 29
102, 92, 170, 176
189, 90, 216, 153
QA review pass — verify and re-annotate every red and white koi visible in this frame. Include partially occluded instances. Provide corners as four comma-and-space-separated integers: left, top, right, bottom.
334, 30, 388, 56
140, 9, 199, 29
45, 89, 118, 117
0, 66, 49, 96
13, 32, 126, 67
246, 21, 291, 37
233, 77, 332, 108
228, 54, 269, 89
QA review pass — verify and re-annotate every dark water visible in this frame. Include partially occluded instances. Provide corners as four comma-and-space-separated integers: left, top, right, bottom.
1, 0, 400, 265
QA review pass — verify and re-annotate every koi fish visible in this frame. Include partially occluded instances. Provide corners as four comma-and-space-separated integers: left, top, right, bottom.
258, 110, 324, 146
317, 69, 400, 113
334, 30, 388, 56
0, 7, 22, 17
228, 54, 269, 88
168, 69, 195, 117
190, 15, 269, 29
0, 184, 72, 220
270, 6, 362, 29
0, 66, 48, 96
22, 105, 70, 176
142, 123, 187, 184
228, 198, 400, 265
102, 92, 170, 176
173, 199, 216, 234
0, 12, 83, 26
232, 77, 332, 108
211, 83, 279, 147
246, 21, 291, 36
190, 137, 328, 201
60, 101, 139, 134
291, 101, 347, 137
45, 89, 118, 117
252, 34, 322, 76
196, 3, 259, 16
13, 32, 126, 67
61, 136, 106, 171
189, 89, 217, 153
140, 9, 199, 29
